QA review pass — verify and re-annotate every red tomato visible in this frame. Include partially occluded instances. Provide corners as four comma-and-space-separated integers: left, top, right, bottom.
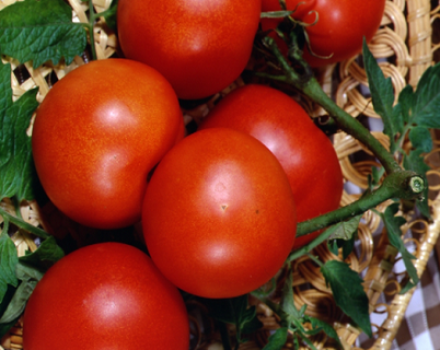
23, 242, 189, 350
117, 0, 262, 100
198, 84, 343, 249
261, 0, 386, 66
142, 128, 297, 298
32, 59, 184, 229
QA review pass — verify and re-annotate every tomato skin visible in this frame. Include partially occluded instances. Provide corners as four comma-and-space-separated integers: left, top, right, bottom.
117, 0, 262, 100
32, 59, 184, 229
261, 0, 386, 66
23, 242, 189, 350
142, 128, 297, 298
198, 84, 343, 249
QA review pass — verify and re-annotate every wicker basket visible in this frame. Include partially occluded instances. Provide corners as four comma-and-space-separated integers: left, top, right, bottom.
1, 0, 440, 349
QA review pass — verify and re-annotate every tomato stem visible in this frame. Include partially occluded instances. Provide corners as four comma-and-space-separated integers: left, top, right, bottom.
0, 206, 49, 239
295, 171, 425, 237
261, 36, 401, 175
85, 0, 98, 61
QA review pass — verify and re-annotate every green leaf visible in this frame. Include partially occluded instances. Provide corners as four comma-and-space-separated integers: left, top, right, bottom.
19, 236, 64, 270
262, 327, 288, 350
280, 269, 300, 320
327, 215, 361, 241
395, 84, 416, 125
15, 261, 45, 282
102, 0, 118, 32
321, 260, 372, 338
403, 149, 431, 219
363, 39, 397, 151
0, 317, 19, 340
382, 203, 419, 288
0, 233, 19, 305
409, 126, 433, 153
325, 215, 361, 259
0, 0, 87, 67
307, 317, 341, 348
0, 279, 37, 324
251, 277, 277, 299
0, 261, 44, 325
407, 62, 440, 129
0, 62, 39, 201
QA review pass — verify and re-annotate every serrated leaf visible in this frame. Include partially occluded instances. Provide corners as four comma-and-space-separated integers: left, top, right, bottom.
0, 0, 87, 67
405, 63, 440, 128
15, 261, 44, 282
382, 203, 419, 287
308, 317, 342, 348
19, 236, 64, 270
0, 233, 19, 305
280, 269, 299, 319
395, 84, 416, 125
403, 149, 431, 219
0, 279, 37, 324
409, 126, 433, 153
321, 260, 372, 337
102, 0, 118, 32
328, 215, 362, 241
0, 62, 39, 201
363, 39, 397, 151
262, 327, 288, 350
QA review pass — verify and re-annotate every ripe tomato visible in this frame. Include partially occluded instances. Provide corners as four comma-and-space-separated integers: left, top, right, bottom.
23, 242, 189, 350
261, 0, 386, 67
32, 59, 184, 229
117, 0, 262, 100
142, 128, 297, 298
198, 84, 343, 249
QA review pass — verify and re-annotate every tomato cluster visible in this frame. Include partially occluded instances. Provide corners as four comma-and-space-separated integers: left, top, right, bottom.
25, 0, 386, 347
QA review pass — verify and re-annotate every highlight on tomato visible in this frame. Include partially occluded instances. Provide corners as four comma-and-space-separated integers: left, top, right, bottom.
23, 243, 190, 350
142, 127, 297, 299
117, 0, 262, 100
198, 84, 343, 249
261, 0, 387, 67
31, 58, 184, 229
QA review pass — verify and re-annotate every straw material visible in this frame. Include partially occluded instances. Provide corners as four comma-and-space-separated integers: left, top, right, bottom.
1, 0, 440, 349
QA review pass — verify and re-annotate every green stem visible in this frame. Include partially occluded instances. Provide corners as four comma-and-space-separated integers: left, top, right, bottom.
262, 36, 402, 175
11, 196, 23, 220
0, 207, 49, 240
303, 78, 402, 174
86, 0, 98, 61
288, 222, 339, 261
306, 253, 324, 268
296, 171, 424, 236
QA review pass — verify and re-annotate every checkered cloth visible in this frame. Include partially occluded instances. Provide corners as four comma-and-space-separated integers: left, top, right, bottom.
390, 252, 440, 350
357, 249, 440, 350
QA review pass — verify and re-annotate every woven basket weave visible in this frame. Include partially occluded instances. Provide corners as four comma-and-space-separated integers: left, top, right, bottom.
1, 0, 440, 349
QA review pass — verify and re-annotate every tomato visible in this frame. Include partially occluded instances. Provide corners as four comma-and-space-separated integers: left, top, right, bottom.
117, 0, 262, 100
198, 84, 343, 249
142, 128, 297, 298
261, 0, 386, 67
23, 242, 189, 350
32, 59, 184, 229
